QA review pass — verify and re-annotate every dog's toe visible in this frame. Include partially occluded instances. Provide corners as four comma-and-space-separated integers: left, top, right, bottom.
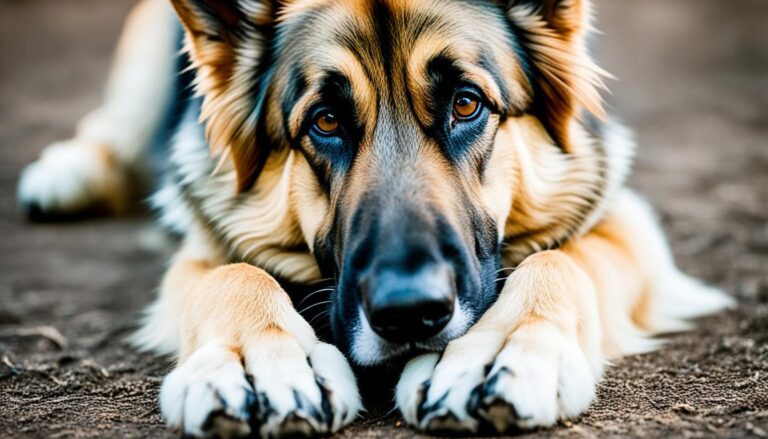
161, 338, 361, 438
160, 346, 254, 438
397, 323, 600, 435
246, 339, 361, 437
397, 352, 487, 434
307, 343, 362, 432
475, 324, 597, 432
250, 380, 327, 437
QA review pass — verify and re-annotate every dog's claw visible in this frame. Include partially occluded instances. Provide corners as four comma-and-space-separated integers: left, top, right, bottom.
398, 324, 598, 434
160, 343, 361, 438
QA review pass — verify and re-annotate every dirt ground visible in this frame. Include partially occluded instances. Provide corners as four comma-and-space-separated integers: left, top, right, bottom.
1, 0, 766, 437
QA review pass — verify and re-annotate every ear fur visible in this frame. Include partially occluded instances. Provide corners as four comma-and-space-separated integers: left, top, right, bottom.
171, 0, 278, 192
507, 0, 608, 151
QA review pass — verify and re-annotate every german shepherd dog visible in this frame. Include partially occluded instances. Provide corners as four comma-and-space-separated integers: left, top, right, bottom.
18, 0, 734, 436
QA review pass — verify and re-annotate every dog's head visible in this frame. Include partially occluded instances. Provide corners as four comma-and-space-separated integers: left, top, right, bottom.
173, 0, 612, 366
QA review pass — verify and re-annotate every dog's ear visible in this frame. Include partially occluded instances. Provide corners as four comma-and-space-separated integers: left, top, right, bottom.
171, 0, 279, 192
512, 0, 589, 38
507, 0, 607, 151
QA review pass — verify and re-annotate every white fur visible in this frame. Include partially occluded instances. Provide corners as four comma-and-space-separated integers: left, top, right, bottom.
161, 344, 252, 437
150, 106, 209, 236
478, 324, 596, 430
614, 190, 736, 334
244, 337, 362, 437
397, 322, 601, 434
17, 140, 124, 213
161, 338, 361, 438
306, 343, 363, 432
351, 302, 473, 366
244, 336, 327, 437
130, 295, 182, 355
395, 354, 440, 425
151, 183, 194, 235
576, 121, 636, 236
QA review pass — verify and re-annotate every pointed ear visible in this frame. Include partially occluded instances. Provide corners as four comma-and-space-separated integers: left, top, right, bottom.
518, 0, 589, 38
171, 0, 278, 192
507, 0, 607, 151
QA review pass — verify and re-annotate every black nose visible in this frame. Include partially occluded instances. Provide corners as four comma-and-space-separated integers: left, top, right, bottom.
362, 265, 456, 343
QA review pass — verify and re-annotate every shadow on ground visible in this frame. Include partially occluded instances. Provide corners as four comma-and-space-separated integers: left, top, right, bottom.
1, 0, 767, 437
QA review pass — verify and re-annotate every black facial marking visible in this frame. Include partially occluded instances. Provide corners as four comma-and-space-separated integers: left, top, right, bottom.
235, 10, 279, 192
304, 72, 361, 171
251, 87, 279, 186
281, 64, 308, 143
371, 1, 395, 90
423, 55, 492, 162
478, 51, 512, 112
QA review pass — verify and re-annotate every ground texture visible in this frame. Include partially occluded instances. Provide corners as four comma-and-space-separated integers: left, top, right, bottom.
1, 0, 767, 437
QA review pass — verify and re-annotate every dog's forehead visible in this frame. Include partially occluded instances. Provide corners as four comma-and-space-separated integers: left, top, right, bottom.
275, 0, 528, 114
278, 0, 515, 72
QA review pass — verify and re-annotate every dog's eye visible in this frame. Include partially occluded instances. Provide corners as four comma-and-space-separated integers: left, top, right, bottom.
312, 109, 339, 136
452, 93, 481, 120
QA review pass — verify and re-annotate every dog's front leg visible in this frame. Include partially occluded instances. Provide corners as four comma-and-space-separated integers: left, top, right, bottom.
396, 250, 602, 434
138, 240, 361, 437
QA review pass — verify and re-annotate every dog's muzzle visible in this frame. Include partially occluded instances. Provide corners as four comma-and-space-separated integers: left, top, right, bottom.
343, 194, 469, 345
360, 263, 456, 343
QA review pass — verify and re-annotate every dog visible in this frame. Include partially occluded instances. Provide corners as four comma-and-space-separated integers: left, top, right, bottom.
17, 0, 735, 436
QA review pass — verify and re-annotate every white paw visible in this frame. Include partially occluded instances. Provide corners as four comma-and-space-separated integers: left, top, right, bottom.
397, 322, 600, 434
161, 346, 253, 437
161, 341, 361, 438
17, 140, 127, 217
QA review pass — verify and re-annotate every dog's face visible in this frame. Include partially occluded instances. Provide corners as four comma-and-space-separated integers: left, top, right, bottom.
173, 0, 607, 365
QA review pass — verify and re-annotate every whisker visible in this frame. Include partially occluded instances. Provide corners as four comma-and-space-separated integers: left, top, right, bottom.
495, 276, 510, 283
493, 267, 516, 275
383, 405, 400, 418
297, 288, 336, 307
299, 300, 332, 315
309, 312, 331, 326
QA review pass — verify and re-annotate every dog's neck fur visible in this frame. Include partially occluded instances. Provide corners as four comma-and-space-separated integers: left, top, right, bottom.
501, 114, 635, 267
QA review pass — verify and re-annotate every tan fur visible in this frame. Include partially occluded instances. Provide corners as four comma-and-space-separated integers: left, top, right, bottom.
445, 187, 713, 372
506, 1, 609, 151
147, 218, 320, 378
179, 263, 317, 360
455, 247, 601, 367
564, 207, 651, 353
498, 117, 608, 265
171, 0, 280, 191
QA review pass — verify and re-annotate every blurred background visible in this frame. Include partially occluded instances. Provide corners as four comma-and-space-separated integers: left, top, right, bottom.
1, 0, 766, 437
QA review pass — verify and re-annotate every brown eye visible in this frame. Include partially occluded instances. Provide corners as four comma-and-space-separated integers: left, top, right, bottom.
313, 110, 339, 135
453, 93, 481, 120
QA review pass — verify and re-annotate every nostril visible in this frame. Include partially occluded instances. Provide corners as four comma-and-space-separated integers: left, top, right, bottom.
367, 292, 454, 343
418, 300, 453, 328
361, 264, 457, 343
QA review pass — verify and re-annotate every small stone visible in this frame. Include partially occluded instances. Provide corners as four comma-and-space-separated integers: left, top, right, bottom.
672, 403, 696, 415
